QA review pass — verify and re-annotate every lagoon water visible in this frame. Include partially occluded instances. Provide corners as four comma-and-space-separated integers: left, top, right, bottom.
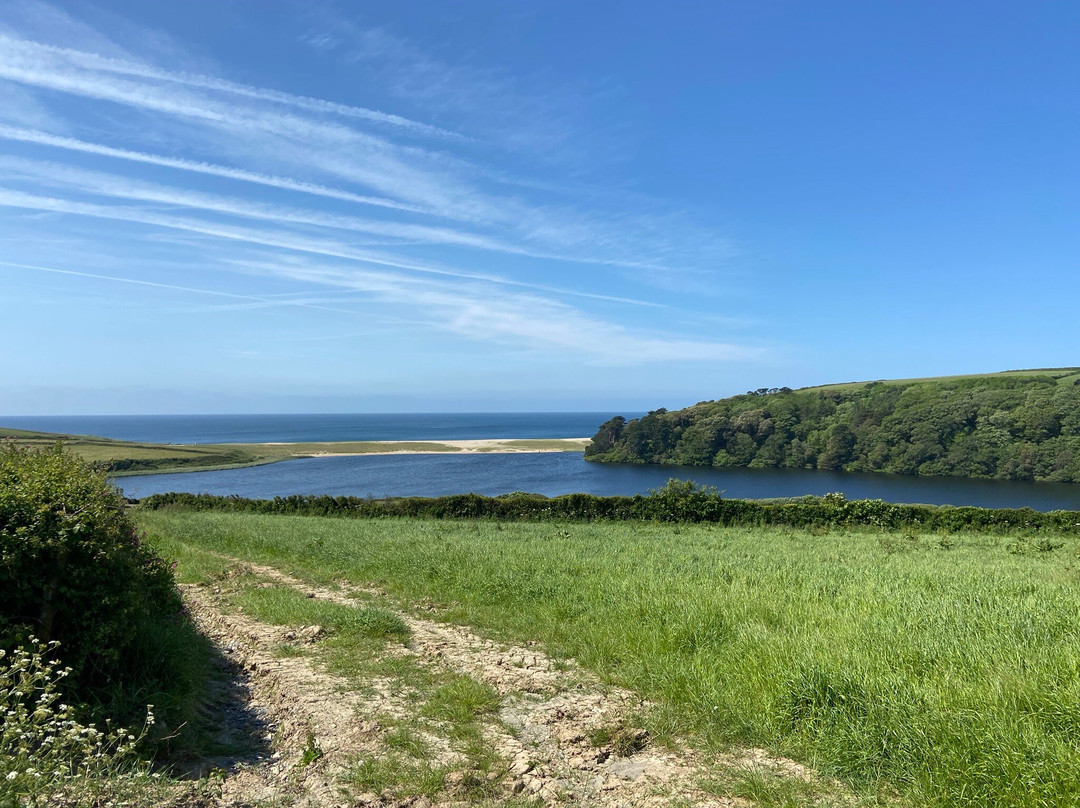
10, 412, 1079, 510
116, 452, 1080, 512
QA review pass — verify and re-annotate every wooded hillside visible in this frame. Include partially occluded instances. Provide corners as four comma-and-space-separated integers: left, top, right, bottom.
585, 370, 1080, 481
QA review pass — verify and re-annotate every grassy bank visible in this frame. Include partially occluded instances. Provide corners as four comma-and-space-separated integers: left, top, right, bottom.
0, 426, 264, 473
0, 427, 588, 474
141, 508, 1080, 808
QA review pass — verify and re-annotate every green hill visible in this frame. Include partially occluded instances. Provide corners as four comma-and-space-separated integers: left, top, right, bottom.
0, 426, 266, 474
585, 368, 1080, 482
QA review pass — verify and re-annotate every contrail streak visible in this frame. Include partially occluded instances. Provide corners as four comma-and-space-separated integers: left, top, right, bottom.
0, 35, 465, 141
0, 125, 431, 215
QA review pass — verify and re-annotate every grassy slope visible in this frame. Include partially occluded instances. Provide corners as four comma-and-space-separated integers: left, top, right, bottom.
0, 428, 588, 475
143, 508, 1080, 808
805, 366, 1080, 392
0, 427, 265, 472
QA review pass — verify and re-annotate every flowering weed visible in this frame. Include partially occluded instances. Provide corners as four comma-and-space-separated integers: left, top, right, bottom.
0, 639, 154, 807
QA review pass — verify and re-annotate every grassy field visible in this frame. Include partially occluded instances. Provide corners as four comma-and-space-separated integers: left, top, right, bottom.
0, 427, 588, 474
0, 426, 271, 473
141, 508, 1080, 808
804, 366, 1080, 392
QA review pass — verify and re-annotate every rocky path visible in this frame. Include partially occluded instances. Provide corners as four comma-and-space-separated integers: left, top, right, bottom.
179, 557, 817, 807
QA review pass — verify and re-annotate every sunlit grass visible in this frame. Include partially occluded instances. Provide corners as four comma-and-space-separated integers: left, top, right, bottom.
142, 509, 1080, 807
231, 584, 409, 642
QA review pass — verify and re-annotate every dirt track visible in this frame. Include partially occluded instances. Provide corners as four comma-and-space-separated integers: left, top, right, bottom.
179, 558, 815, 807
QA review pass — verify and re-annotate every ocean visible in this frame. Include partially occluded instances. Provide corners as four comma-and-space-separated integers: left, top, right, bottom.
1, 412, 629, 444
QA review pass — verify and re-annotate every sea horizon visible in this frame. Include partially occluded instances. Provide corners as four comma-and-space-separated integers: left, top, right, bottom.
1, 412, 638, 446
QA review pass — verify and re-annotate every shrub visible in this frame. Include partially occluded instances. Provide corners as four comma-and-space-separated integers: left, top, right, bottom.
0, 444, 188, 726
646, 479, 727, 522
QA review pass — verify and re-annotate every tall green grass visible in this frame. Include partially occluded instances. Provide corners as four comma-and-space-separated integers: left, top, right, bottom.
143, 510, 1080, 807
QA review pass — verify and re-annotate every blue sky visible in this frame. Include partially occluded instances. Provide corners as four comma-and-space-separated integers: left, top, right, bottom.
1, 1, 1078, 414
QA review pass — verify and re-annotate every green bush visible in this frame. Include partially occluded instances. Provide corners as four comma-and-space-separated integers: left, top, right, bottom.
0, 444, 189, 726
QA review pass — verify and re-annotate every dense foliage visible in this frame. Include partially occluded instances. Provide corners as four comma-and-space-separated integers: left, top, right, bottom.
137, 484, 1080, 534
585, 373, 1080, 481
0, 444, 192, 726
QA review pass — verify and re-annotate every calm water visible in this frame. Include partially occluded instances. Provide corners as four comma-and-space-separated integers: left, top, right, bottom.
2, 413, 631, 444
117, 453, 1080, 511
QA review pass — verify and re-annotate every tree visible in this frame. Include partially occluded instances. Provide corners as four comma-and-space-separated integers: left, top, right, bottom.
585, 416, 626, 457
816, 424, 857, 470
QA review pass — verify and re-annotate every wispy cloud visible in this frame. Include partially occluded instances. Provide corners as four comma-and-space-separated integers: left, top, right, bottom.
0, 0, 130, 57
0, 4, 754, 369
0, 33, 466, 141
0, 31, 715, 263
0, 258, 401, 322
0, 187, 508, 283
298, 11, 587, 158
0, 155, 503, 248
0, 258, 264, 300
0, 152, 696, 278
2, 251, 755, 365
0, 127, 432, 213
232, 256, 760, 365
0, 35, 489, 216
0, 84, 62, 130
0, 186, 665, 309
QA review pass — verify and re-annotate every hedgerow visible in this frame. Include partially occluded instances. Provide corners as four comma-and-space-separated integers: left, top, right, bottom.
0, 444, 197, 730
136, 479, 1080, 534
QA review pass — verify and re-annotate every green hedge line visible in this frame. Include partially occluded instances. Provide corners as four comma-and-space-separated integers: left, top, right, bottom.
102, 453, 250, 473
136, 480, 1080, 534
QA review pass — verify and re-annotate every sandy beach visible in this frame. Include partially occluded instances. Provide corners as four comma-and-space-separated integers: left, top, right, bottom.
285, 437, 592, 457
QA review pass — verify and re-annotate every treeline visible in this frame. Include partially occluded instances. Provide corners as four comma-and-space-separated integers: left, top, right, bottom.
585, 373, 1080, 482
137, 483, 1080, 534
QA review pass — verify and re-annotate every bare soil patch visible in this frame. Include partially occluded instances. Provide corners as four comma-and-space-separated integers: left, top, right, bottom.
178, 557, 821, 807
